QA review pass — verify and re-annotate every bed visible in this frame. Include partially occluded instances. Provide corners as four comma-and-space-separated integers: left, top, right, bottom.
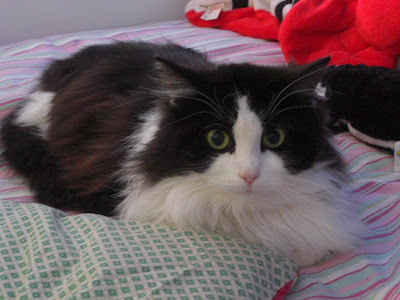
1, 19, 400, 299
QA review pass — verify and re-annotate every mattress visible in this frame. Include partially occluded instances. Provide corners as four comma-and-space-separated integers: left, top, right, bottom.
1, 20, 400, 299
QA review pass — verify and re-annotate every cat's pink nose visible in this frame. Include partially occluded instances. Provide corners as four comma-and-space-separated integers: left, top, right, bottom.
239, 172, 259, 185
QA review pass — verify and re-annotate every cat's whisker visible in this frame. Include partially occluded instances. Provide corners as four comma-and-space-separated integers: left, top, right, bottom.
211, 89, 237, 122
186, 89, 221, 109
113, 94, 155, 108
280, 174, 340, 192
162, 111, 221, 128
286, 183, 336, 198
278, 185, 313, 204
195, 123, 226, 143
190, 90, 228, 120
182, 183, 217, 192
270, 105, 315, 119
181, 175, 223, 183
283, 184, 336, 203
136, 87, 164, 96
220, 92, 238, 122
212, 85, 228, 116
162, 183, 220, 197
268, 88, 316, 117
272, 65, 329, 106
221, 92, 236, 108
136, 87, 222, 117
177, 94, 226, 121
139, 86, 226, 121
280, 183, 332, 200
269, 189, 298, 208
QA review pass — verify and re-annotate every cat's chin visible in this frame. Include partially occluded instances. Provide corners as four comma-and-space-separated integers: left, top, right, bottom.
219, 184, 254, 196
217, 184, 290, 208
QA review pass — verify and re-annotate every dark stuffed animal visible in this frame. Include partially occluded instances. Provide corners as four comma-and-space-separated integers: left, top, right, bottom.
321, 64, 400, 150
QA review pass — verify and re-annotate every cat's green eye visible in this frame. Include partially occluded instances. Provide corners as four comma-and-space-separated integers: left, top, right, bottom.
207, 130, 230, 150
263, 128, 285, 149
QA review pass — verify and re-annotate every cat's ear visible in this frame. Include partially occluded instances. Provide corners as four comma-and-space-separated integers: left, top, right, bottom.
288, 57, 331, 76
301, 57, 331, 101
287, 57, 331, 100
155, 56, 216, 107
301, 57, 330, 73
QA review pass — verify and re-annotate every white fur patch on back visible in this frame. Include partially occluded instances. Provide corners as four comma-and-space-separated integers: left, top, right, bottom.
118, 107, 162, 197
15, 90, 55, 137
129, 109, 162, 154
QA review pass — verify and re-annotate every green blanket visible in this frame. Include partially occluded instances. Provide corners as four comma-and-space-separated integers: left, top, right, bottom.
0, 201, 297, 299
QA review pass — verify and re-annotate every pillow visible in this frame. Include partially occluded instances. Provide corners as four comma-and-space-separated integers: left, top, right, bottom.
0, 201, 297, 299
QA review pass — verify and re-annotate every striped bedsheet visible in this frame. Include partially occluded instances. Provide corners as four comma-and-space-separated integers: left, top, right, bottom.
0, 20, 399, 299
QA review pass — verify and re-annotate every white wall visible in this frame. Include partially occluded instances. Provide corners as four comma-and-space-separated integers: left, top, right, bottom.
0, 0, 188, 46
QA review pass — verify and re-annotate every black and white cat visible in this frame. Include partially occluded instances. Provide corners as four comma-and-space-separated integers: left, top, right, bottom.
1, 41, 363, 266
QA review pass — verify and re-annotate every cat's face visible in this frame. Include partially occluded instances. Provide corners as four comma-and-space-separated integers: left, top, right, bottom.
133, 58, 337, 208
196, 95, 300, 203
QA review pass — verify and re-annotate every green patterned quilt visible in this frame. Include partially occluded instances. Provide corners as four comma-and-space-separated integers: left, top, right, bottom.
0, 201, 297, 299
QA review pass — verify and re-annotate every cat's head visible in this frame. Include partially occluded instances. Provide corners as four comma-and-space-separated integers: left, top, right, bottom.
131, 56, 343, 208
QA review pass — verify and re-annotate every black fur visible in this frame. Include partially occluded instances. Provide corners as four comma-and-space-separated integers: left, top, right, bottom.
322, 64, 400, 141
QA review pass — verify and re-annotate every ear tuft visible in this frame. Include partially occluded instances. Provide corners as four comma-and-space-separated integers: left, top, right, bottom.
154, 57, 194, 106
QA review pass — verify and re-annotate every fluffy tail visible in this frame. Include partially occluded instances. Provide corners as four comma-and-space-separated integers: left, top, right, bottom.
1, 108, 121, 216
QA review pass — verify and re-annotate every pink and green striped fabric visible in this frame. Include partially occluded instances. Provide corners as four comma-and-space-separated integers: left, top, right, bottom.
1, 20, 399, 299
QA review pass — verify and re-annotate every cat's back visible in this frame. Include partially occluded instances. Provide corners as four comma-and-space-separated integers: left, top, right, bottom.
40, 41, 206, 92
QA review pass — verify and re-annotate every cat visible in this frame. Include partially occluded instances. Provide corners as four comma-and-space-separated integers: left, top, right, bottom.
1, 41, 363, 266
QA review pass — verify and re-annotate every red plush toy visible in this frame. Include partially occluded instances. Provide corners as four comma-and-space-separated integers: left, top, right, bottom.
186, 0, 400, 68
280, 0, 400, 68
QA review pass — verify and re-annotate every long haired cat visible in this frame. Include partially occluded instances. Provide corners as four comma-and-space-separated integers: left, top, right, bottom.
1, 41, 362, 266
